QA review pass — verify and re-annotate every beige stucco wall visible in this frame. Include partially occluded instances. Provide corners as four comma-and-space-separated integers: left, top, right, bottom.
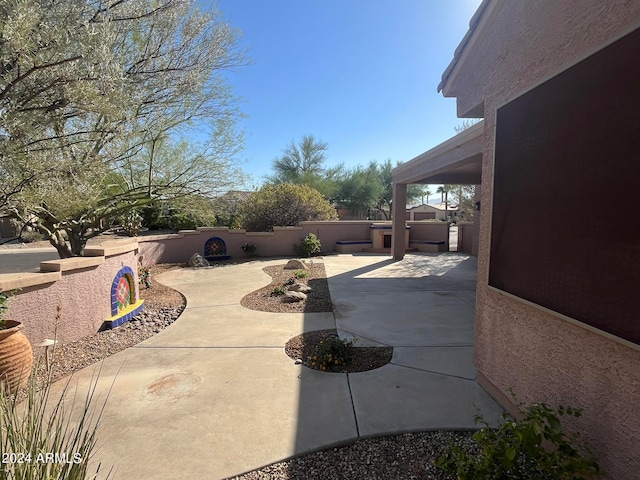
447, 2, 640, 478
405, 221, 448, 244
139, 221, 450, 265
5, 248, 139, 347
457, 223, 474, 254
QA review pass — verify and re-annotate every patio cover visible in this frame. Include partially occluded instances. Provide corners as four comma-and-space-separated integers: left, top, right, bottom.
391, 120, 483, 259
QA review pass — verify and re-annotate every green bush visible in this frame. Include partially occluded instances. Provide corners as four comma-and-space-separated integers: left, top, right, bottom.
295, 233, 321, 257
140, 201, 166, 230
20, 230, 44, 243
241, 243, 257, 256
238, 183, 337, 232
271, 285, 286, 296
307, 336, 355, 371
293, 269, 310, 279
436, 402, 602, 480
139, 264, 152, 289
0, 290, 12, 329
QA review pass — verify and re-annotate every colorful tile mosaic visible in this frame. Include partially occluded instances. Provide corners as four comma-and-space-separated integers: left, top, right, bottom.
116, 276, 132, 311
105, 266, 144, 330
110, 266, 136, 316
204, 236, 231, 261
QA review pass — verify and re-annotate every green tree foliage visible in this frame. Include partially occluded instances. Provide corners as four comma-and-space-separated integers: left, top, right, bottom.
239, 183, 337, 232
444, 184, 476, 221
141, 195, 220, 231
1, 0, 247, 257
333, 163, 383, 219
333, 159, 423, 219
372, 159, 424, 219
211, 190, 251, 229
454, 118, 481, 134
266, 135, 343, 199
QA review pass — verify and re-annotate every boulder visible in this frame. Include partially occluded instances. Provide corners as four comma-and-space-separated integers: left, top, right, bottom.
288, 282, 312, 293
284, 259, 308, 270
282, 291, 307, 303
188, 253, 210, 267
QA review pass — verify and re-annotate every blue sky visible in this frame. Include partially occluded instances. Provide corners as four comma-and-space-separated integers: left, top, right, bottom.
214, 0, 482, 188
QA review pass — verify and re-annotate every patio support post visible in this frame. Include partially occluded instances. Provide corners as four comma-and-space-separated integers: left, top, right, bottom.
391, 182, 407, 260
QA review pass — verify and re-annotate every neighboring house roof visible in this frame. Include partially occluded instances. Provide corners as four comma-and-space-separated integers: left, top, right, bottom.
408, 203, 458, 212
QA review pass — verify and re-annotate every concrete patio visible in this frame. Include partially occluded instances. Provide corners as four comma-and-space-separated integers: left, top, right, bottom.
47, 252, 502, 479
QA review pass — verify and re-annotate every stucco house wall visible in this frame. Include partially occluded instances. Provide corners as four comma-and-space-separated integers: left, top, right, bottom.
441, 1, 640, 478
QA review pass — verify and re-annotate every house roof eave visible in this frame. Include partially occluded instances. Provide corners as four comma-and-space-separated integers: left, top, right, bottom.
437, 0, 498, 95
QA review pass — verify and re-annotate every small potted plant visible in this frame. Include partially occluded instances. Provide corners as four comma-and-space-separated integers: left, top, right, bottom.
0, 290, 34, 394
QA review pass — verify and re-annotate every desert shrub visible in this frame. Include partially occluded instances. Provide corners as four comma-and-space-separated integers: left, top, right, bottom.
238, 183, 337, 232
241, 243, 257, 256
293, 269, 309, 279
142, 196, 218, 231
20, 230, 44, 243
436, 402, 602, 480
295, 233, 321, 257
140, 201, 166, 230
271, 285, 286, 296
307, 336, 355, 371
139, 264, 152, 289
0, 369, 114, 479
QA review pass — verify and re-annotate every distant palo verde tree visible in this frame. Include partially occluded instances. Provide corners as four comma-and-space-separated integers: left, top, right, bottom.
266, 135, 343, 199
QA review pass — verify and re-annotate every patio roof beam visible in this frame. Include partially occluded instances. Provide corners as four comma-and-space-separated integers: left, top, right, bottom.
410, 172, 481, 185
393, 121, 484, 186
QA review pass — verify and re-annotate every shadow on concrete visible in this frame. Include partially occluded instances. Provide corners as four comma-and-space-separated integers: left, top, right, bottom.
291, 252, 502, 471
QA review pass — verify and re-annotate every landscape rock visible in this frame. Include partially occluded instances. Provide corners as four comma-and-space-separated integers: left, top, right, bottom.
188, 253, 210, 267
284, 259, 308, 270
282, 291, 307, 303
288, 282, 312, 293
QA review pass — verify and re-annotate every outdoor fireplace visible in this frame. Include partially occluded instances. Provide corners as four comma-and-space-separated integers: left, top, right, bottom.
370, 223, 409, 250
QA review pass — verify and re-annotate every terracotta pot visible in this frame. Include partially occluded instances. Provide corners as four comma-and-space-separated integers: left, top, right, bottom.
0, 320, 34, 394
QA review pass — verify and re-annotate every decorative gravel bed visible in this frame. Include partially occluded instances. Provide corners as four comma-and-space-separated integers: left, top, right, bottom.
240, 262, 333, 313
227, 431, 473, 480
285, 329, 393, 373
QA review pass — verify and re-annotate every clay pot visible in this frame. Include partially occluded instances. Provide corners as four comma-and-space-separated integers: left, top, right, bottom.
0, 320, 34, 394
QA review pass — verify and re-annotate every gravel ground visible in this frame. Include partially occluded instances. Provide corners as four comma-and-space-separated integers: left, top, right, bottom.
241, 262, 333, 313
227, 431, 473, 480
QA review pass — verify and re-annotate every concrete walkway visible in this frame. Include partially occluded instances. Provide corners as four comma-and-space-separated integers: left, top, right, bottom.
50, 253, 502, 480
